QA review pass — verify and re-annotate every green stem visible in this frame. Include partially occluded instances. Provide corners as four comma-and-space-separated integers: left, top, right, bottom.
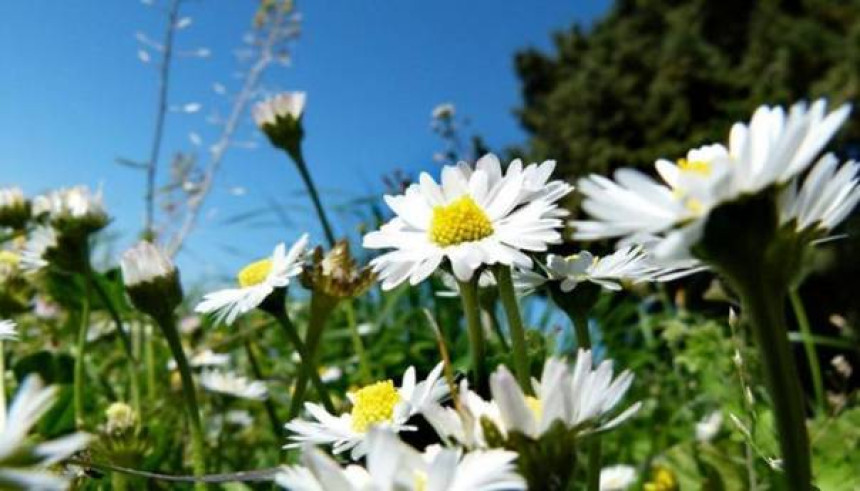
493, 266, 532, 395
288, 149, 336, 247
243, 340, 284, 440
486, 306, 510, 351
145, 324, 157, 399
458, 278, 487, 394
74, 279, 91, 429
587, 438, 602, 491
0, 341, 5, 430
789, 288, 825, 415
344, 301, 370, 383
740, 279, 811, 490
278, 301, 336, 419
155, 314, 207, 490
90, 276, 136, 361
111, 471, 129, 491
573, 311, 591, 350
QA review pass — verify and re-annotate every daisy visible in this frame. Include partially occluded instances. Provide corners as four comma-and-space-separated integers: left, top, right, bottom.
0, 187, 29, 228
285, 363, 448, 459
19, 226, 58, 273
195, 234, 308, 325
120, 241, 176, 287
519, 245, 702, 294
253, 91, 306, 128
778, 155, 860, 234
0, 376, 91, 490
276, 428, 525, 491
363, 153, 573, 289
200, 370, 268, 400
489, 351, 640, 439
167, 349, 230, 370
0, 320, 17, 342
32, 185, 107, 228
600, 465, 637, 491
695, 410, 723, 443
572, 100, 851, 258
420, 380, 505, 449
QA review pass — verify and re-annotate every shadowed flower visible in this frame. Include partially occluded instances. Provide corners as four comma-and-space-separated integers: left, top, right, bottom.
363, 153, 572, 289
200, 370, 268, 400
195, 234, 308, 325
276, 428, 525, 491
285, 363, 447, 460
121, 241, 182, 318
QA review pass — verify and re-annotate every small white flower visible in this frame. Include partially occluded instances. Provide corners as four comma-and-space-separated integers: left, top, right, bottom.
195, 234, 308, 325
253, 91, 306, 127
363, 154, 573, 289
695, 410, 723, 443
572, 100, 851, 259
600, 464, 637, 490
0, 320, 18, 342
33, 185, 107, 225
319, 366, 343, 384
225, 409, 254, 428
19, 226, 58, 273
779, 155, 860, 234
120, 241, 175, 287
276, 428, 525, 491
200, 370, 268, 400
0, 376, 91, 490
0, 187, 26, 211
432, 102, 456, 120
167, 349, 230, 370
285, 363, 448, 460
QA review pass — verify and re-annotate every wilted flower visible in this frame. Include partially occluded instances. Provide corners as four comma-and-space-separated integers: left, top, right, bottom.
285, 363, 447, 460
277, 428, 525, 491
600, 465, 637, 491
200, 370, 268, 400
0, 376, 91, 490
33, 186, 108, 235
121, 241, 182, 318
0, 187, 30, 229
301, 240, 375, 300
195, 235, 308, 325
572, 100, 851, 259
253, 92, 306, 152
363, 154, 572, 289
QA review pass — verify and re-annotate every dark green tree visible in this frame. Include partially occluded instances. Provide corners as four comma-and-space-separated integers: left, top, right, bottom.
514, 0, 860, 179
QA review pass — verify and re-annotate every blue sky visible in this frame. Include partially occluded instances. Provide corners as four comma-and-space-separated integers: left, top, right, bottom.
1, 1, 609, 281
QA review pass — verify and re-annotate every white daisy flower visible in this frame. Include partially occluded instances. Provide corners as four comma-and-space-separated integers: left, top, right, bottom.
0, 187, 29, 228
19, 226, 58, 273
285, 363, 448, 460
225, 409, 254, 428
195, 234, 309, 325
0, 187, 25, 211
778, 155, 860, 234
424, 351, 640, 446
253, 91, 306, 128
523, 246, 702, 293
167, 349, 230, 370
120, 241, 176, 287
363, 154, 573, 290
200, 370, 268, 400
319, 366, 343, 384
0, 320, 18, 342
0, 376, 91, 490
276, 428, 525, 491
489, 351, 640, 439
32, 186, 107, 225
572, 100, 851, 259
599, 464, 636, 491
695, 410, 723, 443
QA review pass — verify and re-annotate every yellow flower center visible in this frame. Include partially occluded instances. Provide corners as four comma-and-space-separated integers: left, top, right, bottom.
0, 251, 19, 267
677, 158, 711, 175
414, 471, 428, 491
525, 396, 542, 422
428, 196, 494, 247
237, 258, 273, 288
350, 380, 401, 432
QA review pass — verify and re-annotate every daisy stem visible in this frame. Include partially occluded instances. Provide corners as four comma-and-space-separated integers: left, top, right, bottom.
74, 276, 91, 429
493, 266, 532, 395
155, 313, 207, 490
0, 341, 5, 430
286, 148, 336, 247
458, 277, 487, 394
243, 339, 284, 439
274, 307, 335, 418
344, 301, 371, 383
145, 324, 157, 398
738, 278, 811, 490
789, 288, 825, 415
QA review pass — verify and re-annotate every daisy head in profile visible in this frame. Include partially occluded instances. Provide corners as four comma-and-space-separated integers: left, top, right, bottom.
195, 234, 308, 325
276, 428, 525, 491
363, 153, 572, 290
285, 362, 447, 460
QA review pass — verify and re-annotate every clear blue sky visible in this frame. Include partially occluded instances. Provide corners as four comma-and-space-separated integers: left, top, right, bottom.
1, 1, 609, 282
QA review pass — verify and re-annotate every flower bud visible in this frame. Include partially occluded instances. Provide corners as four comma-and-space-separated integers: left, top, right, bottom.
301, 240, 375, 300
33, 186, 108, 236
253, 92, 306, 154
121, 241, 183, 318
